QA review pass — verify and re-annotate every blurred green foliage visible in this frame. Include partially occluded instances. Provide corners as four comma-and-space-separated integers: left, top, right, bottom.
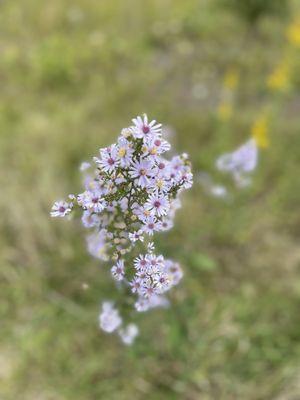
219, 0, 290, 24
1, 0, 300, 399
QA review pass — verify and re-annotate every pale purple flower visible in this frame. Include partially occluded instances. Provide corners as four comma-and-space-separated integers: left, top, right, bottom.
129, 230, 144, 243
118, 324, 139, 345
129, 159, 154, 188
81, 210, 101, 228
144, 137, 171, 157
145, 194, 170, 217
134, 255, 148, 271
141, 215, 162, 235
147, 242, 155, 253
152, 159, 170, 178
165, 260, 183, 286
99, 302, 122, 333
94, 144, 120, 173
111, 260, 125, 281
86, 230, 108, 261
80, 161, 91, 171
77, 190, 106, 213
160, 218, 174, 231
216, 139, 258, 174
130, 277, 143, 293
131, 114, 162, 139
135, 295, 169, 312
117, 137, 134, 167
153, 273, 170, 293
50, 200, 73, 218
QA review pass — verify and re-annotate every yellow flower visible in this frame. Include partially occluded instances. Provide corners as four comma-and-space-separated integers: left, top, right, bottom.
217, 102, 233, 121
267, 62, 290, 91
223, 68, 240, 90
286, 18, 300, 47
251, 114, 269, 149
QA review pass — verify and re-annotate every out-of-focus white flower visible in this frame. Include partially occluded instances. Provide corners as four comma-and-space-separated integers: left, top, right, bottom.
216, 139, 258, 187
80, 162, 91, 171
50, 201, 73, 218
118, 324, 139, 345
99, 302, 122, 333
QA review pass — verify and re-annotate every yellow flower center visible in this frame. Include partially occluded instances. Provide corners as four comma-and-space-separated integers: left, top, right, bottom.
118, 148, 126, 157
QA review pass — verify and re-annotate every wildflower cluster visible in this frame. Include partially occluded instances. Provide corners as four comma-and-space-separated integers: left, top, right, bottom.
51, 114, 193, 344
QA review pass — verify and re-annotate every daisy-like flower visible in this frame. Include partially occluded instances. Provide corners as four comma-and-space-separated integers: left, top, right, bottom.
216, 139, 258, 174
152, 159, 170, 178
50, 200, 73, 218
144, 137, 171, 158
153, 273, 170, 293
181, 172, 193, 189
160, 218, 174, 231
146, 254, 164, 275
117, 137, 134, 167
130, 277, 143, 293
94, 144, 120, 173
118, 323, 139, 346
86, 230, 108, 261
134, 255, 148, 271
80, 161, 91, 171
111, 260, 125, 281
216, 139, 258, 188
151, 176, 171, 194
141, 215, 162, 235
81, 210, 101, 228
129, 159, 154, 188
131, 114, 162, 140
129, 230, 144, 243
77, 190, 106, 213
165, 260, 183, 286
145, 194, 170, 217
99, 302, 122, 333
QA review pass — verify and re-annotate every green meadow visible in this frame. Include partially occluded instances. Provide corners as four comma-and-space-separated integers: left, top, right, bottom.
1, 0, 300, 398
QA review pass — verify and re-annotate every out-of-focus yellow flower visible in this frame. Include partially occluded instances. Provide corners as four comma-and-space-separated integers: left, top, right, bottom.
286, 18, 300, 47
217, 102, 233, 121
251, 114, 270, 149
223, 68, 240, 90
267, 62, 290, 91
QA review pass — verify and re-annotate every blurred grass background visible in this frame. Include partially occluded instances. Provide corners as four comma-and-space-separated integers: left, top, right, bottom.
1, 0, 300, 399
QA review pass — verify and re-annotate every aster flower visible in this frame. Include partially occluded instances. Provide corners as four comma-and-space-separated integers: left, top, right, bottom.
118, 324, 139, 346
141, 215, 162, 235
99, 302, 122, 333
130, 277, 143, 293
111, 260, 125, 281
129, 230, 144, 243
134, 255, 149, 271
145, 194, 170, 217
216, 139, 258, 175
94, 144, 120, 173
81, 210, 101, 228
50, 200, 73, 218
144, 137, 171, 158
77, 190, 106, 213
131, 114, 162, 139
117, 137, 134, 167
86, 230, 108, 261
160, 218, 174, 231
129, 159, 154, 188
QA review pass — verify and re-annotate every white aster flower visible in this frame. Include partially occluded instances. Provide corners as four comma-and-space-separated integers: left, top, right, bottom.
99, 302, 122, 333
118, 324, 139, 345
131, 114, 162, 139
50, 200, 73, 218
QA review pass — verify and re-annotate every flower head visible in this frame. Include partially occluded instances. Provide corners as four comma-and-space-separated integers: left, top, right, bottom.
131, 114, 162, 140
50, 200, 73, 218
